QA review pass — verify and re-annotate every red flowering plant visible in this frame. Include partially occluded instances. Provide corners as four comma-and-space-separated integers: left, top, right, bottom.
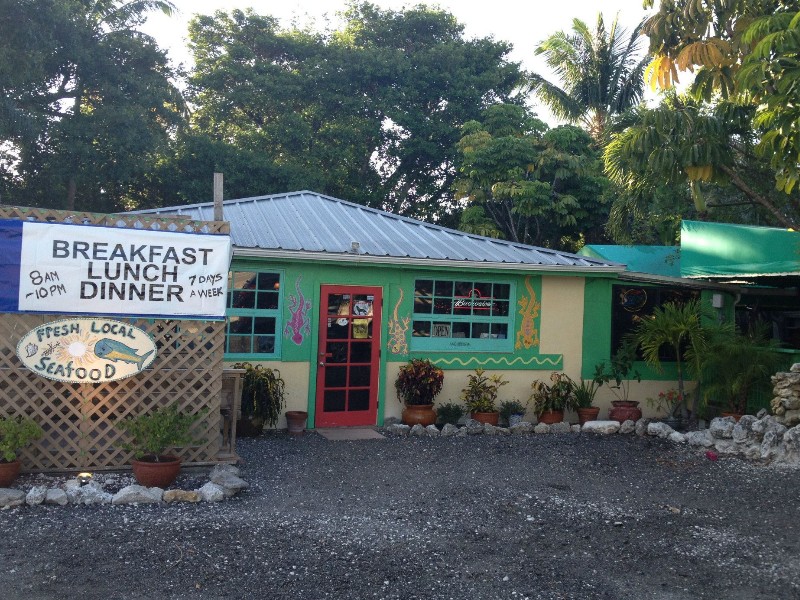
646, 388, 685, 418
395, 359, 444, 406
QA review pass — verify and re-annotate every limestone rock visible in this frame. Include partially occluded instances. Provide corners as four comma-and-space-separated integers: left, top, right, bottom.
210, 464, 240, 479
383, 416, 401, 427
410, 424, 427, 437
386, 424, 410, 436
551, 422, 571, 434
619, 420, 636, 435
668, 432, 687, 444
709, 417, 736, 439
509, 422, 533, 435
45, 488, 68, 506
533, 423, 550, 434
635, 418, 650, 437
164, 489, 201, 503
112, 485, 163, 505
571, 424, 581, 433
582, 420, 620, 435
496, 426, 511, 436
198, 482, 225, 502
77, 482, 112, 505
0, 488, 26, 509
685, 430, 714, 448
425, 425, 440, 437
647, 422, 675, 439
464, 419, 484, 435
484, 423, 499, 436
440, 423, 459, 437
26, 486, 46, 506
210, 471, 249, 497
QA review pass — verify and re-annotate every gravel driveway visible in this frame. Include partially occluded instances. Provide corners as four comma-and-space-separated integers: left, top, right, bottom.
1, 431, 798, 599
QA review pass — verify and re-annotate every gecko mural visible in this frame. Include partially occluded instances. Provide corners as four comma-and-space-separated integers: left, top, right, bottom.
283, 275, 311, 345
387, 287, 410, 355
515, 276, 541, 350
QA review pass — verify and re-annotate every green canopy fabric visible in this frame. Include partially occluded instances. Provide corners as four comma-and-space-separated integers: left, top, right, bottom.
579, 245, 681, 277
680, 220, 800, 279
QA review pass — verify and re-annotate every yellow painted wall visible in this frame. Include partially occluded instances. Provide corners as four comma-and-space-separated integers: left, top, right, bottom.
225, 361, 309, 430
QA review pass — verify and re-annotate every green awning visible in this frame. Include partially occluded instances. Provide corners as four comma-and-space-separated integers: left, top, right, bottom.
579, 245, 681, 278
680, 220, 800, 279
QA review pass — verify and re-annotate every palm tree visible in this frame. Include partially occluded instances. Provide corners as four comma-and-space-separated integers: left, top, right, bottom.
531, 14, 647, 141
633, 299, 711, 421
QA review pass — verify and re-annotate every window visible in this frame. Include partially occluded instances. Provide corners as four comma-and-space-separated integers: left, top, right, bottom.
225, 270, 281, 357
411, 278, 514, 352
610, 284, 698, 359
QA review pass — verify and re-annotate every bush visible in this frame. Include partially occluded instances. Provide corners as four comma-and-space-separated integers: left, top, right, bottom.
436, 402, 465, 426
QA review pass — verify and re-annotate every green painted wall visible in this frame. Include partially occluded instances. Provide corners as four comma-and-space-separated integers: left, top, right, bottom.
581, 279, 736, 381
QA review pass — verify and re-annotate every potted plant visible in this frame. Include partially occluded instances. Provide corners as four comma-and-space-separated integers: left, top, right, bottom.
395, 359, 444, 426
0, 416, 43, 487
436, 401, 465, 427
699, 325, 784, 420
573, 377, 601, 425
646, 388, 685, 429
234, 362, 286, 436
530, 372, 576, 424
115, 404, 203, 488
461, 368, 508, 425
499, 399, 527, 426
595, 339, 643, 423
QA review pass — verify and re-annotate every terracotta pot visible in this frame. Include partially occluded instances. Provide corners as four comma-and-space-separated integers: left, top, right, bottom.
131, 455, 181, 488
471, 411, 500, 426
537, 410, 563, 425
286, 410, 308, 434
0, 459, 21, 487
608, 400, 642, 424
720, 412, 744, 422
577, 407, 600, 426
402, 404, 437, 426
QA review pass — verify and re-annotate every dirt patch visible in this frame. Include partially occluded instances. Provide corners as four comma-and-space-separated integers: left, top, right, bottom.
0, 432, 798, 599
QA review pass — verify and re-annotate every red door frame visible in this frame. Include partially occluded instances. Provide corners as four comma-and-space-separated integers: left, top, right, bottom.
315, 285, 382, 427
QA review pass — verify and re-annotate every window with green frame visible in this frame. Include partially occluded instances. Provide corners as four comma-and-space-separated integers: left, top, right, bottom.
411, 278, 514, 352
225, 270, 282, 357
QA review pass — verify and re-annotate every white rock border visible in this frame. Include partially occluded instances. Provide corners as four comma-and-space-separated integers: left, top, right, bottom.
1, 463, 249, 510
385, 414, 800, 466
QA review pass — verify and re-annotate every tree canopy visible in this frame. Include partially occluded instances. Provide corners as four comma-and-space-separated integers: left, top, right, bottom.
161, 2, 524, 221
0, 0, 184, 212
453, 104, 610, 249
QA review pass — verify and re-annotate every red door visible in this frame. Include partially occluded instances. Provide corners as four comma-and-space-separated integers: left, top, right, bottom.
315, 286, 382, 427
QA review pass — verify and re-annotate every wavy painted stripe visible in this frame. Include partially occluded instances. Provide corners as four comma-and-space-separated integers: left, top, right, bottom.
431, 355, 562, 368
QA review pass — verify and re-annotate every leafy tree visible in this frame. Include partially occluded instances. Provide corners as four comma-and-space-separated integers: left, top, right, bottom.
642, 0, 800, 199
0, 0, 184, 212
604, 93, 800, 229
453, 103, 609, 250
176, 2, 523, 219
531, 14, 648, 141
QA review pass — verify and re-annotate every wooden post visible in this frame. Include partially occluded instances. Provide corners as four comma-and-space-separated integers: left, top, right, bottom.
213, 172, 224, 221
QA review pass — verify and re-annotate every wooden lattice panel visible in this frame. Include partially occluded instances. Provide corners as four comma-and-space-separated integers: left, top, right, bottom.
0, 206, 231, 472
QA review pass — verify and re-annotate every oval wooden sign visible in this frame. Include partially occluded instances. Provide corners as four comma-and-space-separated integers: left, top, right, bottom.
16, 317, 157, 383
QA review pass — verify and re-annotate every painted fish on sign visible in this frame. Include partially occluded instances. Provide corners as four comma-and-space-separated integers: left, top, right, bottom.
15, 317, 157, 383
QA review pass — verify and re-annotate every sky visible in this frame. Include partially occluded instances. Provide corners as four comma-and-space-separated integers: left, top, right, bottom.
141, 0, 653, 124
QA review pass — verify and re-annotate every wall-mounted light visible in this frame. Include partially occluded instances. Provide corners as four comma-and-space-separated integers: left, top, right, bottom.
711, 293, 724, 308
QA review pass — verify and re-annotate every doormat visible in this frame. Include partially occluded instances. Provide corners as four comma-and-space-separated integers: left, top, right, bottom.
315, 428, 385, 441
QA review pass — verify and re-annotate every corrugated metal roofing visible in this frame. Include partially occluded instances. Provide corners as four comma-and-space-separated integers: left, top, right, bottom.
132, 190, 622, 271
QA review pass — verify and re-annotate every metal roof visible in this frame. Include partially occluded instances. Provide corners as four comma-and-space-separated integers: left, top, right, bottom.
131, 190, 623, 272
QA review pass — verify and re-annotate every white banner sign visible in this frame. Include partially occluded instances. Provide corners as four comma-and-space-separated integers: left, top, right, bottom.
7, 221, 231, 319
